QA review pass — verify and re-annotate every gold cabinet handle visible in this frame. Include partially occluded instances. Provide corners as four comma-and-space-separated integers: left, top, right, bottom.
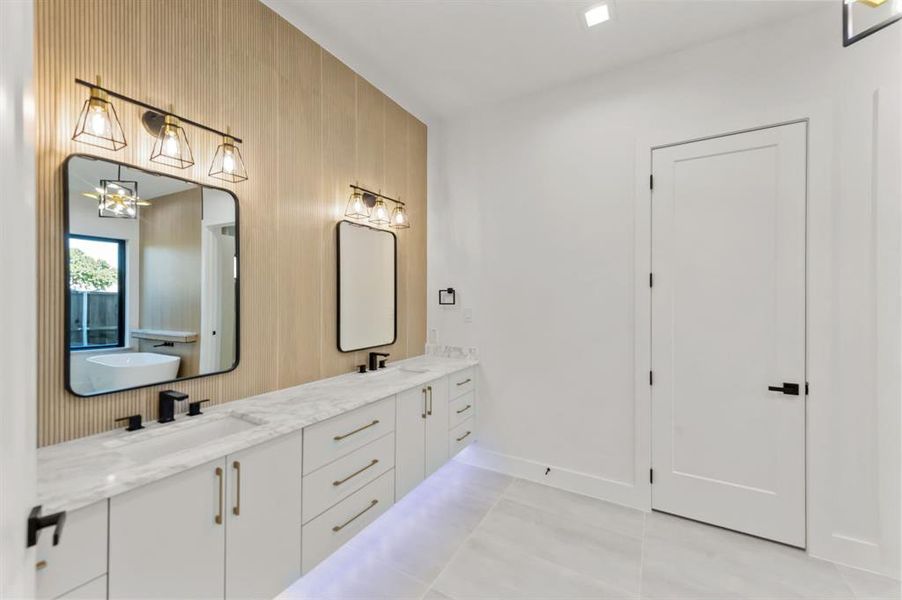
456, 431, 472, 442
427, 385, 433, 416
333, 459, 379, 487
456, 404, 472, 415
35, 560, 48, 570
332, 499, 378, 532
333, 419, 379, 441
421, 388, 427, 419
232, 461, 241, 516
215, 467, 224, 525
456, 378, 472, 386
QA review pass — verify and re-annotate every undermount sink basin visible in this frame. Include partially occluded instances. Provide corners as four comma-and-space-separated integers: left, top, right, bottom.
364, 365, 431, 377
115, 415, 257, 462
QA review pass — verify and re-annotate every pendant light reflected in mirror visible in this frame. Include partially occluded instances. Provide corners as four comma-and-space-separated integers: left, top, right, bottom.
209, 132, 248, 182
150, 112, 194, 169
79, 165, 150, 219
72, 76, 127, 151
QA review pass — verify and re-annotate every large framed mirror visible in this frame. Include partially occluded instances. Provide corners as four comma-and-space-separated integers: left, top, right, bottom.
337, 220, 396, 352
64, 155, 239, 396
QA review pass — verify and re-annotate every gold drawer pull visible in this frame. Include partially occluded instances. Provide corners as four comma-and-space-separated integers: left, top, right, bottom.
456, 404, 472, 415
456, 431, 472, 442
334, 420, 380, 441
332, 499, 378, 532
333, 459, 379, 486
232, 461, 241, 516
35, 560, 48, 570
215, 467, 224, 525
456, 378, 472, 386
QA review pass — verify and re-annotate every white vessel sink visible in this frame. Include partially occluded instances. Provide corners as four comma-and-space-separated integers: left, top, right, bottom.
116, 415, 256, 462
87, 352, 180, 393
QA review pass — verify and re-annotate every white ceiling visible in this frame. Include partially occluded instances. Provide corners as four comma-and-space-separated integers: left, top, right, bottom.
68, 156, 197, 200
264, 0, 822, 122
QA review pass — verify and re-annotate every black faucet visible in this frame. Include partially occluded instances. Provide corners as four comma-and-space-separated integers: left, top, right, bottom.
158, 390, 188, 423
368, 352, 390, 371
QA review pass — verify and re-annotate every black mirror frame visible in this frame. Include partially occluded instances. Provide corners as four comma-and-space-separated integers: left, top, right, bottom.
62, 153, 241, 397
843, 0, 901, 47
336, 220, 398, 353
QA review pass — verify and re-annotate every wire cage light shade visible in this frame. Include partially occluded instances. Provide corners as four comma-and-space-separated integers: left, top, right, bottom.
389, 205, 410, 229
345, 190, 371, 219
209, 135, 248, 182
150, 114, 195, 169
369, 198, 391, 226
72, 79, 127, 151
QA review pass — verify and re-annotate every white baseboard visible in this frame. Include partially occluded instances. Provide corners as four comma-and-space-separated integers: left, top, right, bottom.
454, 443, 646, 511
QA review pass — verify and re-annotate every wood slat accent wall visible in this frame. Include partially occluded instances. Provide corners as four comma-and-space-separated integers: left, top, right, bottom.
35, 0, 427, 446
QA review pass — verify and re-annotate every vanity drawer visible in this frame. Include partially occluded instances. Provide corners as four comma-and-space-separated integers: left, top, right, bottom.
449, 418, 475, 457
36, 501, 107, 600
449, 368, 475, 398
303, 397, 395, 475
302, 469, 394, 573
302, 432, 395, 523
448, 391, 476, 430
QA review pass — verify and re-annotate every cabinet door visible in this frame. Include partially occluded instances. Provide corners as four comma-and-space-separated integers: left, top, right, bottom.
109, 459, 225, 599
425, 377, 450, 476
225, 432, 303, 600
395, 386, 427, 499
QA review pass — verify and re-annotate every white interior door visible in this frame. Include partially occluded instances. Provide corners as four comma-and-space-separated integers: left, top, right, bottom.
651, 122, 807, 547
0, 2, 37, 597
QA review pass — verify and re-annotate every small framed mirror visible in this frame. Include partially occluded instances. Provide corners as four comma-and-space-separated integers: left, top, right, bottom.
843, 0, 901, 47
64, 155, 239, 396
337, 220, 397, 352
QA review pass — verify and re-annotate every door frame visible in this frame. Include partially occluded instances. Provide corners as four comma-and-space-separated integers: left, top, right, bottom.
632, 103, 832, 553
646, 120, 809, 546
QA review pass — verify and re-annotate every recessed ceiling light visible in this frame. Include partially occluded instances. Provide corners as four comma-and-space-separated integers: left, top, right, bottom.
584, 3, 611, 28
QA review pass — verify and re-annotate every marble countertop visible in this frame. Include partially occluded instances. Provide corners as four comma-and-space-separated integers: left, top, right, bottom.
37, 355, 476, 514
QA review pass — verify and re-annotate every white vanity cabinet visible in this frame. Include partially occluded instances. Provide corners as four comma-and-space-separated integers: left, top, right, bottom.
395, 376, 451, 499
109, 459, 226, 599
109, 431, 303, 599
35, 500, 107, 600
225, 432, 303, 599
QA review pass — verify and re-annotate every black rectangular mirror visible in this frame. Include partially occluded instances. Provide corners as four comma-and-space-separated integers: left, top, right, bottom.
337, 220, 397, 352
64, 155, 239, 396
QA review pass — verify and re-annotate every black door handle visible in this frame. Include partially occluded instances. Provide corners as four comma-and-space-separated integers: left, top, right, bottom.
768, 383, 800, 396
27, 506, 66, 547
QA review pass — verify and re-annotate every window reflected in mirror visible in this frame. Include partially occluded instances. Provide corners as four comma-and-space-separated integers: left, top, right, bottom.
65, 155, 239, 396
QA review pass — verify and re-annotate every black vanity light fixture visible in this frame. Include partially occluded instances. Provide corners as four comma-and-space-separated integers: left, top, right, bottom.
72, 76, 127, 151
72, 78, 247, 180
345, 184, 411, 230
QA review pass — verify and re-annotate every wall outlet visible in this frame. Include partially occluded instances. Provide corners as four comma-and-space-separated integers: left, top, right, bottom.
463, 308, 473, 323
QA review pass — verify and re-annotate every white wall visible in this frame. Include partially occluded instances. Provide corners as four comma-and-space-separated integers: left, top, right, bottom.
430, 6, 901, 577
0, 0, 36, 596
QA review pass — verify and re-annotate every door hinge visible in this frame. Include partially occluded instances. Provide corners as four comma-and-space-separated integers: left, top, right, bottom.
649, 273, 653, 288
649, 174, 654, 190
649, 468, 654, 484
649, 370, 653, 385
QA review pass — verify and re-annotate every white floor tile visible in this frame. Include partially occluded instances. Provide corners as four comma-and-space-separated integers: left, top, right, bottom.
837, 565, 901, 600
431, 530, 636, 599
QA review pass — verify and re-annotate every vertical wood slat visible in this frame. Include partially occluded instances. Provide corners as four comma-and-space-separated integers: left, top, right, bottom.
35, 0, 428, 446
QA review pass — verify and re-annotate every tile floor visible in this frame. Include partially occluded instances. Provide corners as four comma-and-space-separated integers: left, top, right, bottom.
280, 460, 900, 600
